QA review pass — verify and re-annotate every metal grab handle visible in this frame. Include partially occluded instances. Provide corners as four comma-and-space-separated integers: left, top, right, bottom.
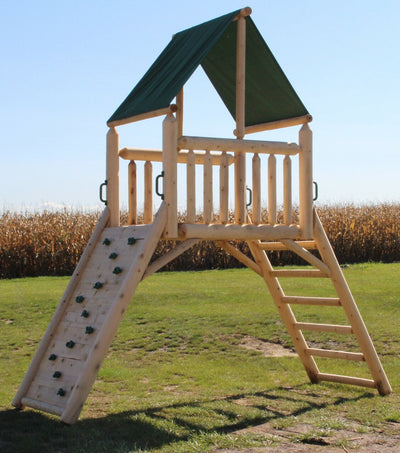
313, 181, 318, 202
155, 171, 164, 200
246, 186, 252, 207
99, 180, 108, 205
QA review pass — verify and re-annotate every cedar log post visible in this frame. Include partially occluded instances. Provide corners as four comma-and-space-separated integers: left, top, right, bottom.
234, 14, 246, 224
299, 123, 313, 239
106, 127, 120, 227
162, 113, 178, 238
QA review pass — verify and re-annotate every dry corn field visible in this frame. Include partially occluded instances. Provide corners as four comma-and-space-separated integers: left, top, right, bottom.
0, 203, 399, 279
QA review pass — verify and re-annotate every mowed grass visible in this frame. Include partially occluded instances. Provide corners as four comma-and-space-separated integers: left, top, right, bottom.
0, 264, 399, 452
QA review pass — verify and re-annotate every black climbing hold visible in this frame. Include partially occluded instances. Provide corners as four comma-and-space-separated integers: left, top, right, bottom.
57, 388, 66, 397
48, 354, 58, 361
53, 371, 62, 378
112, 266, 123, 275
93, 282, 104, 289
75, 295, 85, 303
103, 238, 111, 246
127, 237, 137, 245
85, 326, 94, 334
66, 340, 75, 349
81, 309, 89, 318
109, 252, 118, 260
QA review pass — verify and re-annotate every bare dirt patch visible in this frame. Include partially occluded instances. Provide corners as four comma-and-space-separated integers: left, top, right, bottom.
239, 336, 297, 358
213, 421, 400, 452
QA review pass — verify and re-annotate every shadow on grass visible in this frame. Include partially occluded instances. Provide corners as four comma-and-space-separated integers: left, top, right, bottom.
0, 386, 374, 453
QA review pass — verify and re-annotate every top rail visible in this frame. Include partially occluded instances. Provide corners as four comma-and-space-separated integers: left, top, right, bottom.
178, 136, 300, 155
119, 148, 235, 166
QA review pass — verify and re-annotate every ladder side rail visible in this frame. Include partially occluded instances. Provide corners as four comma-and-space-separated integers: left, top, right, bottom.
313, 209, 392, 395
13, 208, 110, 409
247, 240, 321, 383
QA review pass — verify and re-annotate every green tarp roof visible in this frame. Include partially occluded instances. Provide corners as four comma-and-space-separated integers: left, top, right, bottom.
108, 9, 308, 126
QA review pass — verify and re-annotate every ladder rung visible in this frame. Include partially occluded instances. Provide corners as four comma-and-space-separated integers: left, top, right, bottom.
259, 240, 318, 251
283, 296, 341, 306
307, 348, 365, 361
271, 269, 329, 278
318, 373, 376, 389
21, 397, 64, 416
295, 322, 353, 334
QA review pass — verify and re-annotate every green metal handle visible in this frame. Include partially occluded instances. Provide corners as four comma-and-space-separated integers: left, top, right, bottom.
313, 181, 318, 202
99, 180, 108, 205
246, 186, 252, 207
155, 171, 164, 200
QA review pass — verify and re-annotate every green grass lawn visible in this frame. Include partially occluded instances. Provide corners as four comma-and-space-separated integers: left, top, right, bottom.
0, 264, 399, 452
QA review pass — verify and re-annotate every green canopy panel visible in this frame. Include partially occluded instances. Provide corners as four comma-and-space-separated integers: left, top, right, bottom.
108, 9, 309, 127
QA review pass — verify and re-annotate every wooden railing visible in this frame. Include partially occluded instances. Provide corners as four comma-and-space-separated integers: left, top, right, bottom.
113, 114, 313, 240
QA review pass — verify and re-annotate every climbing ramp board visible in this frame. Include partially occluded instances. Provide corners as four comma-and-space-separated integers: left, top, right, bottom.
13, 203, 167, 424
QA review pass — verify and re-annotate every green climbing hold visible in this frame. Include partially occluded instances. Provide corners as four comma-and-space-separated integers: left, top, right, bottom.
53, 371, 62, 378
85, 326, 94, 334
93, 282, 104, 289
81, 310, 89, 318
127, 237, 137, 245
75, 295, 85, 303
66, 340, 75, 349
103, 238, 111, 246
57, 388, 66, 397
109, 252, 118, 260
113, 266, 123, 274
48, 354, 57, 361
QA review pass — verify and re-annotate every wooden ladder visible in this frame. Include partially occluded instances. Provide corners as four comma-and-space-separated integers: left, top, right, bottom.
13, 203, 167, 424
247, 209, 392, 395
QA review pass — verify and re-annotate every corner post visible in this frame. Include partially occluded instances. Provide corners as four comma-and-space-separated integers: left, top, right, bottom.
234, 14, 246, 223
299, 123, 313, 239
162, 113, 178, 238
106, 127, 120, 227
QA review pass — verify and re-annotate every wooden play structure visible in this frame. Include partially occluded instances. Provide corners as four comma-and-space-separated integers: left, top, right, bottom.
13, 7, 391, 424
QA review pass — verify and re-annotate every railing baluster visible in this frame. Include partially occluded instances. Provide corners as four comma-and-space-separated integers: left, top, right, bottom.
252, 153, 261, 224
187, 149, 196, 223
235, 152, 246, 224
283, 155, 292, 225
204, 149, 213, 224
144, 161, 153, 224
128, 160, 137, 225
268, 154, 277, 224
219, 151, 229, 224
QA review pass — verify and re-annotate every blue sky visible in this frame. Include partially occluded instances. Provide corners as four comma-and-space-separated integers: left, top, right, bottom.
1, 0, 399, 212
